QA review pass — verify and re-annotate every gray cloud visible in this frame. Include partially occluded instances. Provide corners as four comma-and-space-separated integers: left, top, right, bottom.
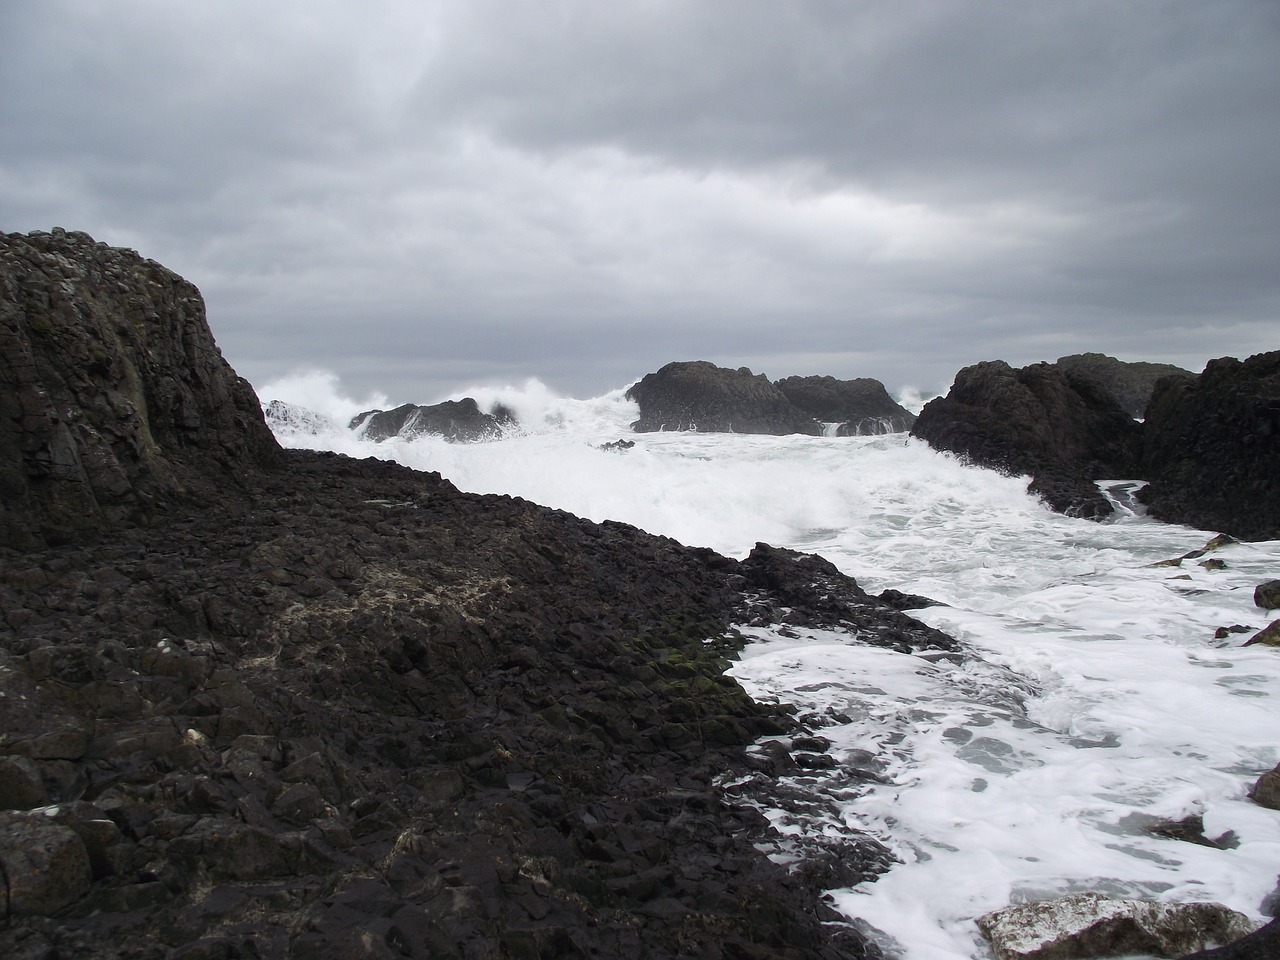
2, 0, 1277, 403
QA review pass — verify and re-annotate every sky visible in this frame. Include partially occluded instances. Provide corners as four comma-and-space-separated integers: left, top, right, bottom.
3, 1, 1278, 406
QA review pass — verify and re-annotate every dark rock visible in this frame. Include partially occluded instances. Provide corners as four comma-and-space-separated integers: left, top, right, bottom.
1244, 621, 1280, 647
1255, 580, 1280, 610
0, 229, 280, 550
910, 360, 1143, 519
1139, 352, 1280, 541
0, 755, 47, 809
1250, 763, 1280, 809
599, 439, 635, 451
1054, 353, 1190, 419
1182, 918, 1280, 959
626, 361, 820, 435
0, 811, 93, 916
349, 398, 510, 442
774, 375, 915, 434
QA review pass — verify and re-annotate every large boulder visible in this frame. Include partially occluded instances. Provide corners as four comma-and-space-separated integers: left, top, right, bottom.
0, 229, 280, 549
774, 375, 916, 434
349, 397, 509, 442
910, 360, 1143, 518
626, 361, 821, 435
1139, 352, 1280, 541
1055, 353, 1190, 419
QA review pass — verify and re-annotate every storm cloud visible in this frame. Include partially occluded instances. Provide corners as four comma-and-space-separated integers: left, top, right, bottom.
3, 1, 1277, 402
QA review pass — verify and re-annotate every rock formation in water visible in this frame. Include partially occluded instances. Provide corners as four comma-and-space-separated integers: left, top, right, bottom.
0, 229, 279, 549
625, 360, 912, 436
263, 399, 337, 437
774, 375, 916, 434
1054, 352, 1190, 419
350, 397, 512, 442
1138, 351, 1280, 541
3, 230, 963, 958
909, 360, 1143, 518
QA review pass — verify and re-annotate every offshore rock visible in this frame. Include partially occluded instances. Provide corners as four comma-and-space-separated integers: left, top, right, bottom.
1055, 353, 1190, 419
626, 361, 821, 435
350, 397, 510, 442
1256, 581, 1280, 610
774, 375, 916, 434
263, 399, 337, 436
0, 229, 280, 549
1139, 352, 1280, 541
1249, 763, 1280, 809
976, 893, 1257, 960
911, 360, 1142, 519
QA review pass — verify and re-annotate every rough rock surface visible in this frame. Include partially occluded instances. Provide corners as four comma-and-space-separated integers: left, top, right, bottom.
350, 397, 511, 442
0, 229, 280, 550
773, 376, 916, 434
976, 892, 1258, 960
910, 360, 1143, 518
0, 231, 955, 957
1055, 353, 1190, 419
1182, 918, 1280, 959
626, 361, 821, 435
1256, 581, 1280, 610
1250, 764, 1280, 810
263, 399, 337, 437
1139, 352, 1280, 541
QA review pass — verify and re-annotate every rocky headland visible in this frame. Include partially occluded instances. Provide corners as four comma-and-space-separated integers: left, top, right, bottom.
625, 361, 914, 436
0, 232, 966, 957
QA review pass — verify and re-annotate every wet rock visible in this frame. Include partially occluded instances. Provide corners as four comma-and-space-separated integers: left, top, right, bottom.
350, 398, 510, 442
774, 375, 915, 434
1181, 918, 1280, 959
976, 892, 1258, 960
1249, 763, 1280, 810
1255, 580, 1280, 610
1244, 621, 1280, 647
626, 360, 821, 435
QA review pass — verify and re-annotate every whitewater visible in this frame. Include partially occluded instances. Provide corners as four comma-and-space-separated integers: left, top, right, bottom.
264, 375, 1280, 959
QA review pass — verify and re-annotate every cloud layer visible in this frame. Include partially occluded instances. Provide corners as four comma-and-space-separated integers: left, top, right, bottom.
3, 1, 1277, 402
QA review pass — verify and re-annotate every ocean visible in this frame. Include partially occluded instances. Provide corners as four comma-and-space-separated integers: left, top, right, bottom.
263, 375, 1280, 959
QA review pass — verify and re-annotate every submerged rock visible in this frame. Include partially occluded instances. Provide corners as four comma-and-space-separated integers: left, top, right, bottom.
976, 892, 1257, 960
1250, 763, 1280, 810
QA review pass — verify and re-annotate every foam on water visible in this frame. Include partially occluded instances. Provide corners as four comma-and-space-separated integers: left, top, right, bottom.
262, 374, 1280, 959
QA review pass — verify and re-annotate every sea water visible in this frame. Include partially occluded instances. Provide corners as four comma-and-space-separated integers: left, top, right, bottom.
265, 376, 1280, 959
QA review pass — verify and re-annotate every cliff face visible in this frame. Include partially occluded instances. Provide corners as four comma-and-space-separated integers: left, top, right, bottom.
0, 229, 279, 549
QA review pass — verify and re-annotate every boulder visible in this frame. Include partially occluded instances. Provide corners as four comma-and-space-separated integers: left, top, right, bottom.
1055, 353, 1191, 419
910, 360, 1142, 518
1254, 581, 1280, 611
0, 811, 93, 916
976, 892, 1257, 960
1250, 763, 1280, 810
625, 361, 820, 435
0, 229, 280, 549
1245, 621, 1280, 647
349, 398, 509, 442
1139, 352, 1280, 541
774, 375, 916, 434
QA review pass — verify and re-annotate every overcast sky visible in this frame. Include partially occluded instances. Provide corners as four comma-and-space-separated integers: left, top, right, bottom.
3, 1, 1277, 404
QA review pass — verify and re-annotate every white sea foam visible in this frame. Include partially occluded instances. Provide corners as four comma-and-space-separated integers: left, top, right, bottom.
261, 372, 1280, 960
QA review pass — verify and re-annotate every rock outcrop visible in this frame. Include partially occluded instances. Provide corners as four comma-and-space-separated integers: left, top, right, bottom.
263, 399, 337, 437
627, 361, 821, 435
774, 375, 916, 434
1055, 352, 1190, 419
0, 229, 280, 549
910, 360, 1143, 518
3, 231, 948, 957
350, 397, 512, 442
1138, 352, 1280, 541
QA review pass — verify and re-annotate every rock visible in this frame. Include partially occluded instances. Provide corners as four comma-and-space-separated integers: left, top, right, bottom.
625, 360, 821, 435
1255, 581, 1280, 610
1139, 352, 1280, 541
0, 229, 280, 549
0, 811, 93, 916
1250, 763, 1280, 809
910, 360, 1143, 518
1055, 353, 1191, 419
599, 438, 635, 451
774, 375, 915, 434
1244, 621, 1280, 647
1182, 918, 1280, 959
976, 892, 1258, 960
349, 397, 509, 442
263, 399, 337, 437
0, 755, 48, 810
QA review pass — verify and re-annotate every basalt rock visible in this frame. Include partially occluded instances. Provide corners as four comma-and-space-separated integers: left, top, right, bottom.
350, 397, 511, 442
1055, 353, 1190, 419
774, 376, 915, 434
910, 360, 1143, 519
1139, 352, 1280, 541
626, 361, 821, 435
0, 229, 280, 549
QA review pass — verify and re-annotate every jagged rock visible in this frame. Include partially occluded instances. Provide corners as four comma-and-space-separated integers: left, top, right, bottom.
626, 361, 821, 435
0, 811, 93, 916
1055, 353, 1190, 419
263, 399, 337, 437
0, 755, 47, 810
1139, 352, 1280, 541
910, 360, 1142, 518
1182, 917, 1280, 959
1254, 580, 1280, 610
349, 398, 508, 442
976, 892, 1257, 960
0, 229, 280, 549
1249, 763, 1280, 809
774, 375, 916, 434
1244, 621, 1280, 647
